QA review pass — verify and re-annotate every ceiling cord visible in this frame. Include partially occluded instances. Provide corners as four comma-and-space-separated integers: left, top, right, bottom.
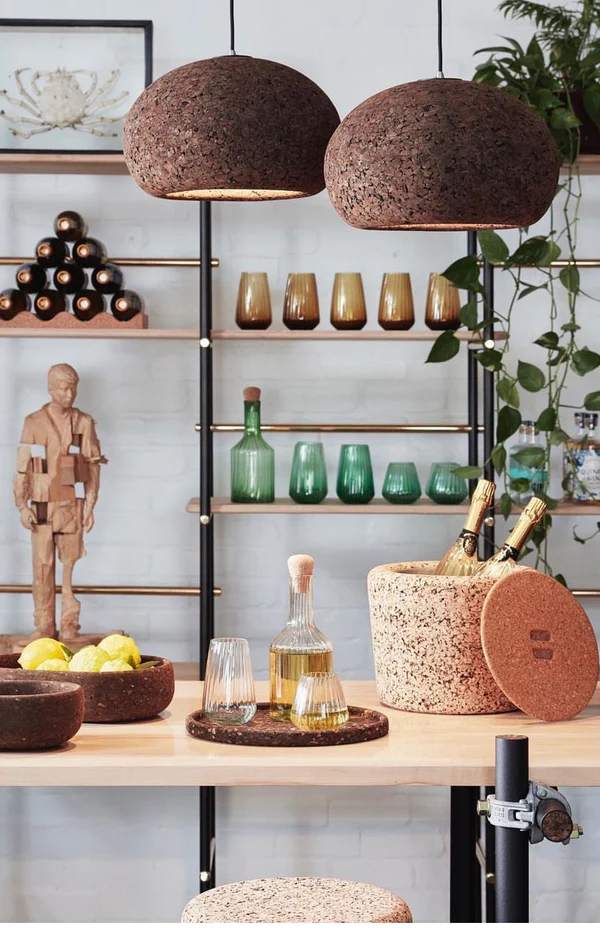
229, 0, 236, 55
437, 0, 444, 77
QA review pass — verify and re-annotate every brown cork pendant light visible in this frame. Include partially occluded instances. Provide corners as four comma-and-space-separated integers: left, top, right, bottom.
324, 0, 560, 231
124, 1, 339, 202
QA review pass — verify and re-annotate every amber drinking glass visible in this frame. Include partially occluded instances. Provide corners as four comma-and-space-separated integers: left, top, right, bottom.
426, 462, 468, 505
283, 273, 320, 330
336, 444, 375, 504
330, 273, 367, 330
235, 272, 272, 329
378, 273, 415, 330
425, 273, 461, 331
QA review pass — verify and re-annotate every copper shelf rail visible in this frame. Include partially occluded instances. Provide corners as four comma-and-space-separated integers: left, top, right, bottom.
0, 584, 221, 596
0, 257, 219, 268
478, 258, 600, 268
197, 423, 483, 434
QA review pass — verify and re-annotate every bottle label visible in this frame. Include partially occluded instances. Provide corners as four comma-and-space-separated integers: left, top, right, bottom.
568, 448, 600, 502
458, 529, 478, 557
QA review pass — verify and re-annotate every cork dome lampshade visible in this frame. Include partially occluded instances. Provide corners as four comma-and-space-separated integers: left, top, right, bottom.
123, 56, 340, 202
324, 77, 560, 231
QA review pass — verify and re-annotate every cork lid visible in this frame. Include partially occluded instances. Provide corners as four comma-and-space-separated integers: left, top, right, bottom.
481, 570, 599, 721
243, 386, 261, 402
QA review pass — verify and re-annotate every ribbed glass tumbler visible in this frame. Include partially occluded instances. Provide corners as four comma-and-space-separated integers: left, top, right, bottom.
378, 273, 415, 330
336, 444, 375, 504
202, 638, 257, 726
283, 273, 320, 330
382, 462, 422, 504
426, 462, 468, 505
290, 672, 349, 731
289, 441, 328, 504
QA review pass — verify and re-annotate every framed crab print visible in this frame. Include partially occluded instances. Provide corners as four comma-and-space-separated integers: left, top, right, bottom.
0, 19, 152, 155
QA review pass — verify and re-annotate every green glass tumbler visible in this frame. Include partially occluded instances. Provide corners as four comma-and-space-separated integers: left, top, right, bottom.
426, 462, 468, 505
289, 441, 328, 504
382, 463, 421, 504
336, 444, 375, 504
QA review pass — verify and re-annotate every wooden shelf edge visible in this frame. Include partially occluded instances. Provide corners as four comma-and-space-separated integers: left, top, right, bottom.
212, 329, 507, 342
0, 152, 129, 175
562, 154, 600, 176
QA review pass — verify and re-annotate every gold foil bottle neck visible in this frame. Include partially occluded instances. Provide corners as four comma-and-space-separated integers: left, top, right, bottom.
506, 497, 547, 552
463, 478, 496, 533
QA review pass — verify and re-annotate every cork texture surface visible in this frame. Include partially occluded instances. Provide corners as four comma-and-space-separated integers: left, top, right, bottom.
368, 561, 514, 715
324, 78, 559, 230
481, 570, 599, 721
181, 877, 412, 923
0, 312, 147, 329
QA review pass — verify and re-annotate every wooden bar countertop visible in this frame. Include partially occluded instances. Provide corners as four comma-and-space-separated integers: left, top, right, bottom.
1, 681, 599, 788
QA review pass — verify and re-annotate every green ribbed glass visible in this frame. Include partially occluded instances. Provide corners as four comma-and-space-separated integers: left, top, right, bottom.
382, 462, 421, 504
336, 444, 375, 504
426, 462, 468, 505
289, 442, 328, 504
230, 400, 275, 503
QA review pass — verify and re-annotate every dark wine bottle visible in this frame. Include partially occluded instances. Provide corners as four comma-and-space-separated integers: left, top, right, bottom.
54, 210, 87, 242
111, 289, 143, 321
35, 237, 68, 268
92, 262, 124, 294
73, 290, 105, 321
72, 237, 107, 268
0, 288, 31, 320
15, 262, 47, 293
34, 290, 67, 321
53, 262, 87, 294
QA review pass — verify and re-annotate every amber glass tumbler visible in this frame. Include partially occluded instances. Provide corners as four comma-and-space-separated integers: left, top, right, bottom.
235, 272, 272, 329
378, 273, 415, 330
283, 273, 320, 330
330, 273, 367, 330
425, 273, 461, 331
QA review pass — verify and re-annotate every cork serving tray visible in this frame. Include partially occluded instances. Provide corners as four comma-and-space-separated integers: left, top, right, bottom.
186, 703, 389, 747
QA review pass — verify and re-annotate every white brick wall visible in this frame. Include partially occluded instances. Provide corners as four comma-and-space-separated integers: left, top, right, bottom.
0, 0, 599, 922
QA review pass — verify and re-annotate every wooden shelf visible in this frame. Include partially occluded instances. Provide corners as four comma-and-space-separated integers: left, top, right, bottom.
0, 328, 199, 340
1, 679, 599, 788
212, 329, 506, 343
562, 154, 600, 175
188, 497, 600, 516
0, 152, 129, 175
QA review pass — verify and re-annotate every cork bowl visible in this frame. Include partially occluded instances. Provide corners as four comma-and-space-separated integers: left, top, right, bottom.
368, 561, 514, 715
0, 679, 84, 750
0, 654, 174, 723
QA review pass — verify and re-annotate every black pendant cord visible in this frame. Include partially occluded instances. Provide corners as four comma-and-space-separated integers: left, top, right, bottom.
229, 0, 236, 55
437, 0, 444, 77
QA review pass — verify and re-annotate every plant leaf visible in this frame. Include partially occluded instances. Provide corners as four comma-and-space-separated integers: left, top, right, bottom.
499, 491, 513, 520
137, 660, 161, 670
562, 321, 580, 333
459, 300, 478, 330
507, 236, 556, 267
559, 264, 580, 293
452, 465, 483, 479
572, 347, 600, 376
496, 377, 520, 408
477, 230, 509, 264
514, 447, 546, 468
550, 107, 582, 130
425, 330, 461, 363
518, 284, 547, 300
510, 477, 531, 493
583, 85, 600, 130
534, 331, 559, 349
497, 406, 522, 442
491, 443, 507, 474
442, 255, 481, 291
517, 360, 546, 392
551, 428, 570, 446
585, 390, 600, 411
554, 572, 568, 587
476, 348, 504, 372
536, 407, 556, 431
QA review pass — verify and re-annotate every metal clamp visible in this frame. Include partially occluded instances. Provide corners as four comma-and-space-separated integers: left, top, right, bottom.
199, 337, 211, 348
478, 783, 583, 846
199, 514, 212, 525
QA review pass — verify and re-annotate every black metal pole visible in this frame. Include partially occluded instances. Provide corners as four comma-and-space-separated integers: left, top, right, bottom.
482, 259, 496, 560
485, 783, 497, 923
467, 231, 479, 498
450, 786, 482, 922
199, 201, 216, 893
495, 735, 529, 923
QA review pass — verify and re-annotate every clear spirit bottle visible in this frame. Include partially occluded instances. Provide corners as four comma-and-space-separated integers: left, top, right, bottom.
508, 421, 547, 504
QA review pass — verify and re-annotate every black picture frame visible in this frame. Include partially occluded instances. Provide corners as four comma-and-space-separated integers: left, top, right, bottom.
0, 18, 153, 156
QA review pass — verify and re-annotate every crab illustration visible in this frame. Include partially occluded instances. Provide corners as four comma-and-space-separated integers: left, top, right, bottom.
0, 68, 129, 139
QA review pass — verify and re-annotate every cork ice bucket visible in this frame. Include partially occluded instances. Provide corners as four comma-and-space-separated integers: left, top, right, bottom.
368, 561, 514, 715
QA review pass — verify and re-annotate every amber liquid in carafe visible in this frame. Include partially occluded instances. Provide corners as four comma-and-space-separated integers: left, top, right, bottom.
269, 649, 333, 721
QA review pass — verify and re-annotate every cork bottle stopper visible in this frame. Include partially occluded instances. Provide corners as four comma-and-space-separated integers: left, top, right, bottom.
243, 386, 261, 402
288, 554, 314, 592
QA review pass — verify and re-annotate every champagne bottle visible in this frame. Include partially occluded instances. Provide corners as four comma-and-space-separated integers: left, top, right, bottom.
54, 210, 87, 242
34, 290, 67, 321
91, 262, 123, 293
73, 290, 106, 321
475, 497, 547, 580
15, 262, 47, 293
53, 262, 87, 294
0, 288, 31, 320
35, 237, 68, 268
269, 555, 333, 721
72, 237, 107, 268
111, 289, 143, 321
436, 478, 496, 576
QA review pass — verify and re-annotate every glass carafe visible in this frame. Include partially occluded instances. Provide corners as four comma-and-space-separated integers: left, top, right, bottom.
230, 386, 275, 503
269, 555, 333, 721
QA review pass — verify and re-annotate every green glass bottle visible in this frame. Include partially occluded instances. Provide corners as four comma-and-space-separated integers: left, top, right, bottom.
231, 386, 275, 503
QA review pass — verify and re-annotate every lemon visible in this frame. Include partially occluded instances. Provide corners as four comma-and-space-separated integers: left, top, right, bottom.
99, 658, 134, 673
98, 634, 141, 668
69, 645, 111, 673
36, 658, 70, 672
18, 638, 66, 670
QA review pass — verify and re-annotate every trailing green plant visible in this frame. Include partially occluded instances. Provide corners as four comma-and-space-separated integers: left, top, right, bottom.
425, 1, 600, 583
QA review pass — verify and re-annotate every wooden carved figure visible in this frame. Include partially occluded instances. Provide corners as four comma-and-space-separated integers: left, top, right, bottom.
13, 364, 107, 641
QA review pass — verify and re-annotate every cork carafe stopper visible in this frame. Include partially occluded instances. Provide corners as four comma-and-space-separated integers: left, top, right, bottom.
288, 554, 314, 592
243, 386, 261, 402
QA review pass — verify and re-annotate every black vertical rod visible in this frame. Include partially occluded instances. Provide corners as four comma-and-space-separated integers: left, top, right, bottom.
467, 231, 479, 498
482, 259, 496, 560
495, 736, 529, 923
485, 783, 497, 923
450, 787, 482, 922
199, 201, 216, 893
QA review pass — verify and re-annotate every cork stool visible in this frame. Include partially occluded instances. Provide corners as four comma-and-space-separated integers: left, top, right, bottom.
182, 877, 413, 923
